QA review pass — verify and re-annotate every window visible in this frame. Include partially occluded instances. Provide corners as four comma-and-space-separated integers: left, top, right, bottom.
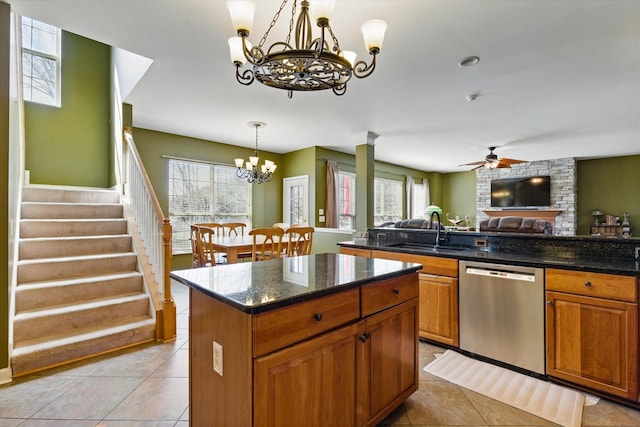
374, 178, 403, 225
21, 17, 60, 106
337, 171, 355, 230
169, 159, 251, 254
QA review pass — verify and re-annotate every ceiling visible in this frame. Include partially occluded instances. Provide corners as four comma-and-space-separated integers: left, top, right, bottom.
6, 0, 640, 173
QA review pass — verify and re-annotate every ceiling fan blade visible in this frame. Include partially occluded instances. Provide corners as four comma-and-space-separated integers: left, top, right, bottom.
500, 158, 526, 165
458, 160, 486, 167
471, 164, 485, 171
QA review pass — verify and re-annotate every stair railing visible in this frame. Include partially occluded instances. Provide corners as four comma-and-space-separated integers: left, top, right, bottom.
123, 127, 176, 342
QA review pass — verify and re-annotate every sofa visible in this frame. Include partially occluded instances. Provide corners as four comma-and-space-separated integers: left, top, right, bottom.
479, 216, 552, 234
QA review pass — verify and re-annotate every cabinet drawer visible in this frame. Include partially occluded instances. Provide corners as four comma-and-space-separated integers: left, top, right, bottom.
546, 268, 638, 302
361, 273, 419, 317
371, 250, 458, 277
253, 288, 360, 357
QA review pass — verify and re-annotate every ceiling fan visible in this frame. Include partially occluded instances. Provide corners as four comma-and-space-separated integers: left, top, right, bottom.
459, 146, 526, 170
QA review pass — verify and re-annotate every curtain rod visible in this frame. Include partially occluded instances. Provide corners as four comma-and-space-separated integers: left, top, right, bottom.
317, 157, 410, 179
161, 155, 233, 167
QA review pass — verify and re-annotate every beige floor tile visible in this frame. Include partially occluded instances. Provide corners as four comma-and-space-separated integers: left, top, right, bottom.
31, 376, 145, 420
104, 377, 188, 421
403, 380, 488, 425
96, 421, 176, 426
582, 398, 640, 426
0, 375, 83, 418
150, 348, 189, 378
15, 420, 96, 426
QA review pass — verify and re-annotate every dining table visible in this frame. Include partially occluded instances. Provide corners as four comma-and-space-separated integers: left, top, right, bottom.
205, 233, 288, 264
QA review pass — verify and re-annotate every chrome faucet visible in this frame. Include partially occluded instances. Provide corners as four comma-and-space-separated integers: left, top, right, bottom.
429, 211, 441, 247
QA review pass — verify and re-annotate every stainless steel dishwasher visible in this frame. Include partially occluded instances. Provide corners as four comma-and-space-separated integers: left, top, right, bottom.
459, 260, 545, 375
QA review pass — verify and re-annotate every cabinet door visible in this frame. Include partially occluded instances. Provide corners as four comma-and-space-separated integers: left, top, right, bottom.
546, 291, 639, 400
358, 298, 418, 427
254, 322, 363, 427
419, 274, 459, 346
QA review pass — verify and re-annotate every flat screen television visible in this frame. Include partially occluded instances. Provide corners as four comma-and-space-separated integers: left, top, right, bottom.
490, 176, 551, 208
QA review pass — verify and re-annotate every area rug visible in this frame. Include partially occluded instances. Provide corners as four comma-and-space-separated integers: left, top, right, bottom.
424, 350, 585, 427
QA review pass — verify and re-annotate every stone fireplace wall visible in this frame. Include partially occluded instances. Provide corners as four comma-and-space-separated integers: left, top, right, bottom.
476, 158, 576, 235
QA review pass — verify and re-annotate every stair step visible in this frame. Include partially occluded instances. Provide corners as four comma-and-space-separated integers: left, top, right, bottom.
15, 272, 143, 312
17, 253, 138, 283
13, 293, 150, 343
20, 218, 128, 238
21, 202, 123, 219
22, 186, 120, 204
11, 316, 156, 376
19, 235, 132, 259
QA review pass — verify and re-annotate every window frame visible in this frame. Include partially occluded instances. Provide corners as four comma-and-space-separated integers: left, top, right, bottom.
21, 16, 61, 107
168, 159, 252, 255
337, 171, 356, 231
374, 177, 403, 226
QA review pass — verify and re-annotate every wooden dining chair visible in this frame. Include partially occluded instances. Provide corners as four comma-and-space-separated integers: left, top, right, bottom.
285, 226, 314, 256
222, 222, 246, 237
197, 226, 217, 266
190, 225, 203, 267
195, 222, 223, 236
272, 222, 290, 231
249, 227, 285, 261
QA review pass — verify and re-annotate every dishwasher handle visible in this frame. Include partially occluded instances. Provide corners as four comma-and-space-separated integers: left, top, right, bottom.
465, 267, 536, 282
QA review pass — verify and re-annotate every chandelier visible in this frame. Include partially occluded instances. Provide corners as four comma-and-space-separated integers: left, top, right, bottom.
235, 121, 277, 184
226, 0, 387, 98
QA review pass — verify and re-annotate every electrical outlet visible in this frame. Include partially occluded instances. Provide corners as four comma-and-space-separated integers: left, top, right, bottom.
319, 215, 325, 222
213, 341, 223, 376
319, 208, 324, 215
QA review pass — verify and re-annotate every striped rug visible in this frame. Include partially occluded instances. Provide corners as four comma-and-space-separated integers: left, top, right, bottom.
424, 350, 585, 427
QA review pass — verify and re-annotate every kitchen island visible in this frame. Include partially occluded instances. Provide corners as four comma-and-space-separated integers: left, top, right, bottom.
171, 253, 422, 427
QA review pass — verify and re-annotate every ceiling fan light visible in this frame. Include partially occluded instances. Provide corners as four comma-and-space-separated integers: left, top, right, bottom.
227, 0, 255, 34
361, 19, 387, 53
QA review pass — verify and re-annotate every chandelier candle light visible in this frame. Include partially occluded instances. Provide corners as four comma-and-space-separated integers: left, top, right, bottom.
235, 121, 277, 184
226, 0, 387, 98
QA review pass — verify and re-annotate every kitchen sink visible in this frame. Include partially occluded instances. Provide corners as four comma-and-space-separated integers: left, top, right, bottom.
387, 243, 469, 252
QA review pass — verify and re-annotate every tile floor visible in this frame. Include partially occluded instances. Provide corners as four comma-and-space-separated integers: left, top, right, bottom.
1, 280, 640, 426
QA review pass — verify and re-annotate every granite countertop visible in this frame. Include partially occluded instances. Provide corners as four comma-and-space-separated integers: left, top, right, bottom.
170, 253, 422, 314
340, 240, 640, 276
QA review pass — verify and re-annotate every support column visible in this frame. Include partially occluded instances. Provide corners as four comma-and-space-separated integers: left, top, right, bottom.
355, 131, 379, 232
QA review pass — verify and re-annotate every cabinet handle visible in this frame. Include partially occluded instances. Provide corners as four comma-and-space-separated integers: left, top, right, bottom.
392, 288, 400, 295
584, 281, 592, 287
546, 301, 554, 306
314, 313, 323, 321
359, 332, 370, 343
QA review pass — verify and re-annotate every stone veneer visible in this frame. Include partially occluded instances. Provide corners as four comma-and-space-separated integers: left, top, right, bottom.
476, 158, 576, 236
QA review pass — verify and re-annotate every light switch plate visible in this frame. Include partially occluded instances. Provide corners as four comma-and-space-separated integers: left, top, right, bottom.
319, 215, 325, 222
213, 341, 223, 376
319, 208, 324, 215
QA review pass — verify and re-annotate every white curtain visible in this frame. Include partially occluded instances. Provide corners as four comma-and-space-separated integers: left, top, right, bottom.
405, 175, 414, 219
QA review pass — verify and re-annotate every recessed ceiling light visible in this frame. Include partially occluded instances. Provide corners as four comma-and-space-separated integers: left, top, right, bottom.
459, 56, 480, 67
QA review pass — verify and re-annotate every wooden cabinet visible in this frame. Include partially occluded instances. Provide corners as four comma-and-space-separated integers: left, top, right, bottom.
546, 268, 639, 400
340, 246, 372, 257
358, 299, 418, 426
189, 272, 418, 426
370, 250, 459, 346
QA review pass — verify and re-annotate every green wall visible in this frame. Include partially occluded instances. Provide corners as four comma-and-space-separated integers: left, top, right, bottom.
25, 31, 110, 187
1, 1, 10, 373
577, 155, 640, 236
441, 170, 477, 226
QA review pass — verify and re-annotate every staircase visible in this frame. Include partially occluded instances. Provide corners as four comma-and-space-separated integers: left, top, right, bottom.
11, 185, 156, 376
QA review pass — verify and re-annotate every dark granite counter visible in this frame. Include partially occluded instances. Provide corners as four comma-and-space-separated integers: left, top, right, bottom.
171, 252, 422, 314
341, 229, 640, 276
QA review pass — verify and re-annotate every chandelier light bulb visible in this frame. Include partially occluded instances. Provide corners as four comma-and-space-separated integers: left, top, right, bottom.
310, 0, 335, 26
342, 50, 357, 67
361, 19, 388, 53
227, 0, 255, 35
228, 37, 246, 64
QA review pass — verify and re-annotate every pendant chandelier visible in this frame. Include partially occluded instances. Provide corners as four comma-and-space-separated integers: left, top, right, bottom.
235, 121, 277, 184
226, 0, 387, 98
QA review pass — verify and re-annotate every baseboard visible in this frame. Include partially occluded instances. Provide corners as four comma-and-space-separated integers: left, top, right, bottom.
0, 366, 13, 385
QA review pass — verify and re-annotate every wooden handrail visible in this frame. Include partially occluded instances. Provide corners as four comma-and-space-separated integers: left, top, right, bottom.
123, 127, 176, 342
